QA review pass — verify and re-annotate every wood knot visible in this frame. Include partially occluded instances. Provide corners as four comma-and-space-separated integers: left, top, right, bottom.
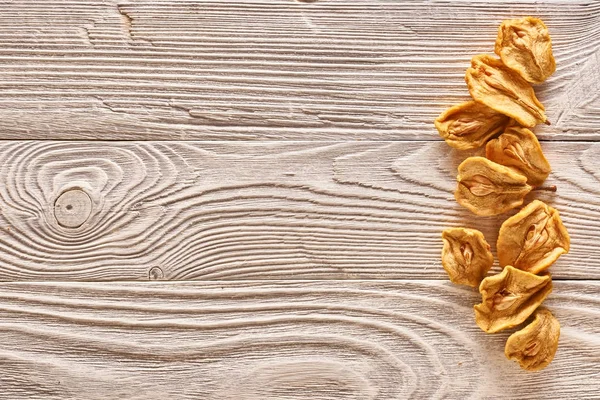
149, 266, 164, 281
54, 189, 92, 228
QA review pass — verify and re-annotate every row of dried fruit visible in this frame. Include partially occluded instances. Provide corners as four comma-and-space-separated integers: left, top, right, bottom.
436, 17, 569, 371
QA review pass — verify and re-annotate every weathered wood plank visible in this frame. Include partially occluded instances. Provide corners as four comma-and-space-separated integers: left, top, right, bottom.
0, 141, 597, 281
0, 280, 597, 400
0, 0, 597, 140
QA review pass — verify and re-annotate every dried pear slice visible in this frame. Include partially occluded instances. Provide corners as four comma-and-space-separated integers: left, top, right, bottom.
497, 200, 570, 274
455, 157, 531, 216
435, 101, 511, 150
495, 17, 556, 84
505, 308, 560, 371
486, 125, 551, 186
442, 228, 494, 287
466, 54, 548, 127
474, 266, 552, 333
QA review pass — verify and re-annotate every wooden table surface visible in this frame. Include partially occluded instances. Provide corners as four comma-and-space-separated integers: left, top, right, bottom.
0, 1, 599, 399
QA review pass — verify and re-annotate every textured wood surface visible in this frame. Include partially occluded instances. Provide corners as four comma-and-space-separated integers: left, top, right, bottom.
0, 281, 598, 400
0, 0, 598, 140
0, 140, 597, 281
1, 0, 599, 398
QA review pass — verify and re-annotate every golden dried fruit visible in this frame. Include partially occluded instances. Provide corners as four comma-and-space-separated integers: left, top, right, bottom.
465, 54, 548, 127
441, 228, 494, 287
474, 266, 552, 333
505, 308, 560, 371
497, 200, 570, 274
455, 157, 532, 216
435, 101, 511, 150
495, 17, 556, 84
486, 125, 551, 186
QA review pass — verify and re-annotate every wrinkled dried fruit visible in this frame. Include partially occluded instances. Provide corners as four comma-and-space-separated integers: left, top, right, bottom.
455, 157, 532, 216
474, 265, 552, 333
486, 125, 551, 186
505, 308, 560, 371
466, 54, 548, 127
441, 228, 494, 287
495, 17, 556, 84
497, 200, 570, 274
435, 101, 512, 150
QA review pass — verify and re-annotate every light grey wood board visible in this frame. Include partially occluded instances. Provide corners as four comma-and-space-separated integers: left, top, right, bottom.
0, 140, 597, 281
0, 0, 598, 140
0, 280, 597, 400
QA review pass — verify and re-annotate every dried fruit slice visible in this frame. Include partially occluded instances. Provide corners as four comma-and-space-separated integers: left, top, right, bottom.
474, 266, 552, 333
505, 308, 560, 371
486, 125, 551, 186
495, 17, 556, 84
466, 54, 548, 127
455, 157, 532, 216
441, 228, 494, 287
435, 101, 511, 150
497, 200, 570, 274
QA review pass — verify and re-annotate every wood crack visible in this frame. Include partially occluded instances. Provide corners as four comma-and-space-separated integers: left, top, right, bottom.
93, 95, 119, 113
117, 4, 154, 46
80, 26, 95, 47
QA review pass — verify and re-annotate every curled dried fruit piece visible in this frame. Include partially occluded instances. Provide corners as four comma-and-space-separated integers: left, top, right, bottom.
435, 101, 511, 150
486, 125, 551, 186
466, 54, 548, 127
455, 157, 532, 216
497, 200, 570, 274
474, 266, 552, 333
441, 228, 494, 287
495, 17, 556, 84
505, 308, 560, 371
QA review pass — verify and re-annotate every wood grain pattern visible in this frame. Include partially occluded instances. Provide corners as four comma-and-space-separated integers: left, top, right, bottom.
0, 280, 597, 399
0, 140, 598, 281
2, 1, 599, 398
0, 0, 598, 140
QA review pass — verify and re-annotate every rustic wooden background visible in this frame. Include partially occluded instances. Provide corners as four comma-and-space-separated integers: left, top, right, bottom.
0, 0, 599, 399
